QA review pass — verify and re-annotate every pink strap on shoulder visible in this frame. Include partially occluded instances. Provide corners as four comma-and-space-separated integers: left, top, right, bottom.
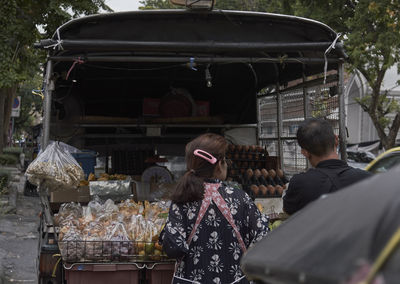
187, 183, 247, 253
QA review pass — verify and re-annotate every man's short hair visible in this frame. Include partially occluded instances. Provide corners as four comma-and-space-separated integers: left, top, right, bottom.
296, 118, 335, 156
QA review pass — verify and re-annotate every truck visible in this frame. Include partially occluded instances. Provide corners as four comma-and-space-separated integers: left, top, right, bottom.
34, 1, 347, 283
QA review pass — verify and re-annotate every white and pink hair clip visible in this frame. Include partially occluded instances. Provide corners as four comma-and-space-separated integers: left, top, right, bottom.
193, 149, 217, 164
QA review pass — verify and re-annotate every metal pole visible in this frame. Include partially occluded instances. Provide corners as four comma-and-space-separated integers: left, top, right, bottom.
303, 72, 310, 169
256, 96, 261, 146
276, 86, 284, 170
42, 60, 54, 149
303, 75, 310, 119
10, 118, 14, 146
48, 55, 341, 64
38, 39, 344, 53
338, 62, 347, 161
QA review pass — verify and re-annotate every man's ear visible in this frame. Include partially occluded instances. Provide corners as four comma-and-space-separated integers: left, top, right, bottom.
301, 148, 310, 159
334, 135, 339, 147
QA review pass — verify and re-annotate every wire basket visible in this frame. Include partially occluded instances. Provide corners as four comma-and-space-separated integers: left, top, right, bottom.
58, 240, 171, 263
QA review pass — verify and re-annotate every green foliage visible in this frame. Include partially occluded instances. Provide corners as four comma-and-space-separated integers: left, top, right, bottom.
376, 92, 400, 130
292, 0, 400, 148
269, 219, 283, 230
354, 95, 372, 112
3, 147, 22, 164
3, 147, 23, 161
0, 0, 112, 153
311, 91, 331, 119
3, 147, 23, 155
0, 0, 111, 89
13, 74, 44, 140
213, 0, 268, 11
0, 170, 10, 192
0, 154, 18, 166
138, 0, 292, 12
139, 0, 176, 9
345, 1, 400, 82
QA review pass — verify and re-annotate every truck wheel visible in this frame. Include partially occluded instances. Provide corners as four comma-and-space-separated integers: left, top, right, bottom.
39, 277, 58, 284
23, 180, 38, 197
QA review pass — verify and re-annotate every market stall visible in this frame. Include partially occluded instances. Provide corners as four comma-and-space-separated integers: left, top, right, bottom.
33, 3, 346, 283
28, 142, 176, 283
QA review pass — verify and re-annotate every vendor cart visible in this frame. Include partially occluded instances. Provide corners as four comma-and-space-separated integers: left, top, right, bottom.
34, 2, 347, 283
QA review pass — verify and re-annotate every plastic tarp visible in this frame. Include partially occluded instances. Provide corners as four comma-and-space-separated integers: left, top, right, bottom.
241, 166, 400, 284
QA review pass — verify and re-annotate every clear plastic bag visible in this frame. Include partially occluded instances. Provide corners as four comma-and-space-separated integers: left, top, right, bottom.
82, 221, 106, 259
118, 199, 140, 222
104, 221, 133, 257
104, 199, 119, 214
26, 142, 84, 189
58, 225, 85, 262
54, 202, 83, 227
87, 195, 103, 217
48, 140, 80, 154
57, 198, 170, 262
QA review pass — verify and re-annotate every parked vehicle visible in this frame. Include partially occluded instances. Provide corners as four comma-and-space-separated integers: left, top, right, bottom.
34, 1, 346, 283
241, 166, 400, 284
365, 146, 400, 173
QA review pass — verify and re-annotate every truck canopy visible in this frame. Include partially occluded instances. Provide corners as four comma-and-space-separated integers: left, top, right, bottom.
36, 9, 345, 161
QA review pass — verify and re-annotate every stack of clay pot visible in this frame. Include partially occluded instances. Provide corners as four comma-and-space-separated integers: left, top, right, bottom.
242, 168, 288, 198
225, 144, 289, 199
226, 144, 269, 177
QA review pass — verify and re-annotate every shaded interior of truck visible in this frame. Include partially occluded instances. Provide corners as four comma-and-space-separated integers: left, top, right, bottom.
37, 10, 345, 169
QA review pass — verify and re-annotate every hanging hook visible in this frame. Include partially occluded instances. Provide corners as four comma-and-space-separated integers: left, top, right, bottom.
187, 57, 198, 71
324, 33, 341, 84
205, 64, 212, 87
66, 57, 85, 80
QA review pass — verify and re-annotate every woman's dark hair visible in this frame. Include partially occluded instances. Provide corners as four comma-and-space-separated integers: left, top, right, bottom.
297, 118, 335, 156
171, 133, 228, 203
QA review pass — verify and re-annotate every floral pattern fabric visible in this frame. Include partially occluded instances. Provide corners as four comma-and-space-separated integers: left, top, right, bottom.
161, 180, 269, 284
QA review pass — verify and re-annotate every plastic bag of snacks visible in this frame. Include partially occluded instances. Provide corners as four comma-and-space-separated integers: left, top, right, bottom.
104, 221, 134, 257
82, 221, 106, 259
26, 142, 84, 190
54, 202, 82, 227
58, 225, 84, 262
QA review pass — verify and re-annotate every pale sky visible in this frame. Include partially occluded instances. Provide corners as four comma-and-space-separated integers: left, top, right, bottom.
106, 0, 141, 12
382, 66, 400, 91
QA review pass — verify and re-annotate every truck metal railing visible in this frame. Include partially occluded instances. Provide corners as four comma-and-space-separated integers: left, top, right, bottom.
58, 240, 172, 263
258, 67, 346, 176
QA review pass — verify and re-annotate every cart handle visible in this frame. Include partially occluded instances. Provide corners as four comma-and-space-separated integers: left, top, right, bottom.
52, 254, 62, 277
145, 262, 176, 270
360, 227, 400, 284
63, 262, 146, 270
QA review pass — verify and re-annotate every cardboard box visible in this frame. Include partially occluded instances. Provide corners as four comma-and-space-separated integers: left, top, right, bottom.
50, 188, 79, 203
132, 181, 175, 202
143, 98, 210, 117
77, 186, 90, 203
50, 186, 91, 203
195, 101, 210, 116
143, 98, 161, 116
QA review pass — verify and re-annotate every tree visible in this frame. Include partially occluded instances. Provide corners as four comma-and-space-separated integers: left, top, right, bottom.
287, 0, 400, 149
13, 74, 44, 141
138, 0, 280, 11
139, 0, 400, 149
139, 0, 176, 9
348, 1, 400, 149
0, 0, 111, 153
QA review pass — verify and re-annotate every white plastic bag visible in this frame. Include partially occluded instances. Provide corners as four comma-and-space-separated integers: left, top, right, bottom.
26, 142, 84, 189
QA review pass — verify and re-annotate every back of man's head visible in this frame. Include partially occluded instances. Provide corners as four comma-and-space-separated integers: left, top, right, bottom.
297, 118, 335, 157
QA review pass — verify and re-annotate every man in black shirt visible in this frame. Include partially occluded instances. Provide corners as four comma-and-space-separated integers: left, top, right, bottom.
283, 118, 372, 215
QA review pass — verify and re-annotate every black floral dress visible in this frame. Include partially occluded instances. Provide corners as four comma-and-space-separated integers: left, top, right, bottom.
160, 180, 269, 284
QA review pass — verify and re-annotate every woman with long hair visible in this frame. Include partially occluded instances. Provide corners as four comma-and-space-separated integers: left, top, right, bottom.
161, 133, 269, 284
